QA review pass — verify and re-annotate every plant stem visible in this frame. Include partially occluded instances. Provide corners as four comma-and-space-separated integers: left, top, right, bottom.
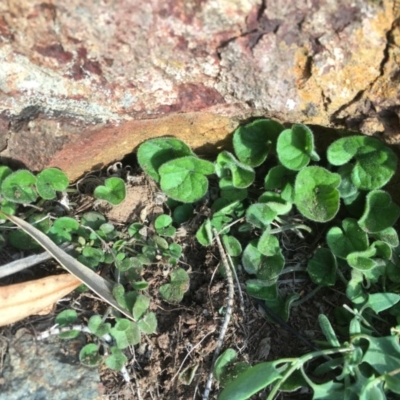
267, 346, 354, 400
202, 228, 235, 400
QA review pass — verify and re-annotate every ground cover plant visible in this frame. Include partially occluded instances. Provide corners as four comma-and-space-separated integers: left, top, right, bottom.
0, 119, 400, 399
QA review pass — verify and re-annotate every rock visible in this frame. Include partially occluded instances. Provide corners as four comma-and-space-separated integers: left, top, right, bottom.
0, 0, 399, 180
0, 329, 104, 400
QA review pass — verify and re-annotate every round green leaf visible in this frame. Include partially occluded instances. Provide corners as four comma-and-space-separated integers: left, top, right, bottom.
372, 227, 399, 248
36, 168, 69, 199
233, 119, 284, 167
242, 239, 283, 283
307, 248, 337, 286
327, 135, 397, 190
294, 166, 340, 222
215, 151, 255, 188
326, 218, 369, 259
222, 235, 242, 257
358, 190, 400, 233
81, 211, 106, 230
78, 246, 104, 268
105, 346, 128, 370
264, 165, 296, 203
48, 216, 79, 244
155, 214, 172, 230
337, 164, 358, 199
277, 124, 319, 171
138, 312, 157, 334
79, 344, 102, 367
110, 319, 141, 349
133, 294, 150, 320
346, 247, 377, 270
137, 137, 194, 182
258, 191, 292, 215
159, 156, 215, 203
55, 309, 80, 339
1, 170, 37, 203
159, 268, 190, 303
172, 203, 193, 224
257, 232, 280, 257
245, 203, 277, 229
93, 177, 126, 205
214, 348, 237, 382
0, 166, 12, 186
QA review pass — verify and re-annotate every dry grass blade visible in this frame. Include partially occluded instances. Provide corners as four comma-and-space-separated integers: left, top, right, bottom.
4, 213, 134, 321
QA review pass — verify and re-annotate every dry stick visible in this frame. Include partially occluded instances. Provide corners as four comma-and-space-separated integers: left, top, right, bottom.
202, 229, 234, 400
226, 252, 245, 315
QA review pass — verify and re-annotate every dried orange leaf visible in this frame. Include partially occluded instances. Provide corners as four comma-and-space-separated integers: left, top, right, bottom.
0, 274, 81, 327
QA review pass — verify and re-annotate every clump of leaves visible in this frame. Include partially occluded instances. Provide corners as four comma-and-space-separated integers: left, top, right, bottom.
138, 120, 400, 399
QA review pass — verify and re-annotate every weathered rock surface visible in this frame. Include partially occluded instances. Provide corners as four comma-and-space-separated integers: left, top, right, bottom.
0, 0, 400, 180
0, 329, 103, 400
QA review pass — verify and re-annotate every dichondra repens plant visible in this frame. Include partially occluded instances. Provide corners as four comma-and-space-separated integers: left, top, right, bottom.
1, 118, 400, 397
138, 120, 400, 399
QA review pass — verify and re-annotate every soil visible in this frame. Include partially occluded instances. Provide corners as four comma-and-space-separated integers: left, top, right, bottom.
0, 162, 347, 400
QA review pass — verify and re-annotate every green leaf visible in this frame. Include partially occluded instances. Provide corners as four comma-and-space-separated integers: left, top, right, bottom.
132, 281, 149, 290
80, 211, 106, 230
337, 164, 359, 199
318, 314, 340, 347
215, 151, 255, 188
110, 319, 141, 348
36, 168, 69, 200
78, 246, 104, 268
307, 248, 337, 286
257, 232, 280, 257
138, 312, 157, 334
264, 291, 300, 322
214, 348, 237, 382
242, 239, 284, 283
245, 203, 277, 229
358, 190, 400, 233
327, 135, 397, 190
362, 335, 400, 375
172, 204, 193, 224
105, 346, 128, 371
218, 360, 284, 400
8, 214, 51, 250
326, 218, 369, 259
0, 166, 12, 186
1, 170, 37, 203
137, 137, 193, 182
264, 165, 297, 203
159, 268, 190, 303
196, 219, 213, 246
347, 247, 377, 270
222, 235, 242, 257
372, 227, 399, 248
363, 293, 400, 313
79, 344, 102, 367
233, 119, 284, 166
155, 214, 172, 230
277, 124, 319, 171
128, 222, 145, 238
159, 156, 215, 203
48, 216, 79, 244
246, 280, 278, 300
294, 166, 340, 222
258, 191, 292, 215
88, 315, 111, 337
133, 294, 150, 320
55, 309, 80, 339
112, 284, 137, 312
94, 177, 126, 205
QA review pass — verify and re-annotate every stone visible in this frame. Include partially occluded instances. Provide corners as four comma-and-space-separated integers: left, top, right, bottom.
0, 0, 399, 180
0, 329, 104, 400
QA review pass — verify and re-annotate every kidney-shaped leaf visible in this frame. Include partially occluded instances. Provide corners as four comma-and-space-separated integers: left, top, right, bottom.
307, 248, 337, 286
277, 124, 320, 171
215, 151, 255, 188
233, 119, 284, 167
358, 190, 400, 233
327, 218, 368, 259
36, 168, 69, 200
94, 177, 126, 205
159, 156, 214, 203
137, 137, 193, 182
1, 170, 37, 203
327, 136, 397, 190
294, 166, 340, 222
264, 165, 297, 203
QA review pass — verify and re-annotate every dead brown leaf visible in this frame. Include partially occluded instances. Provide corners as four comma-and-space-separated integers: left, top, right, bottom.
0, 274, 81, 327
